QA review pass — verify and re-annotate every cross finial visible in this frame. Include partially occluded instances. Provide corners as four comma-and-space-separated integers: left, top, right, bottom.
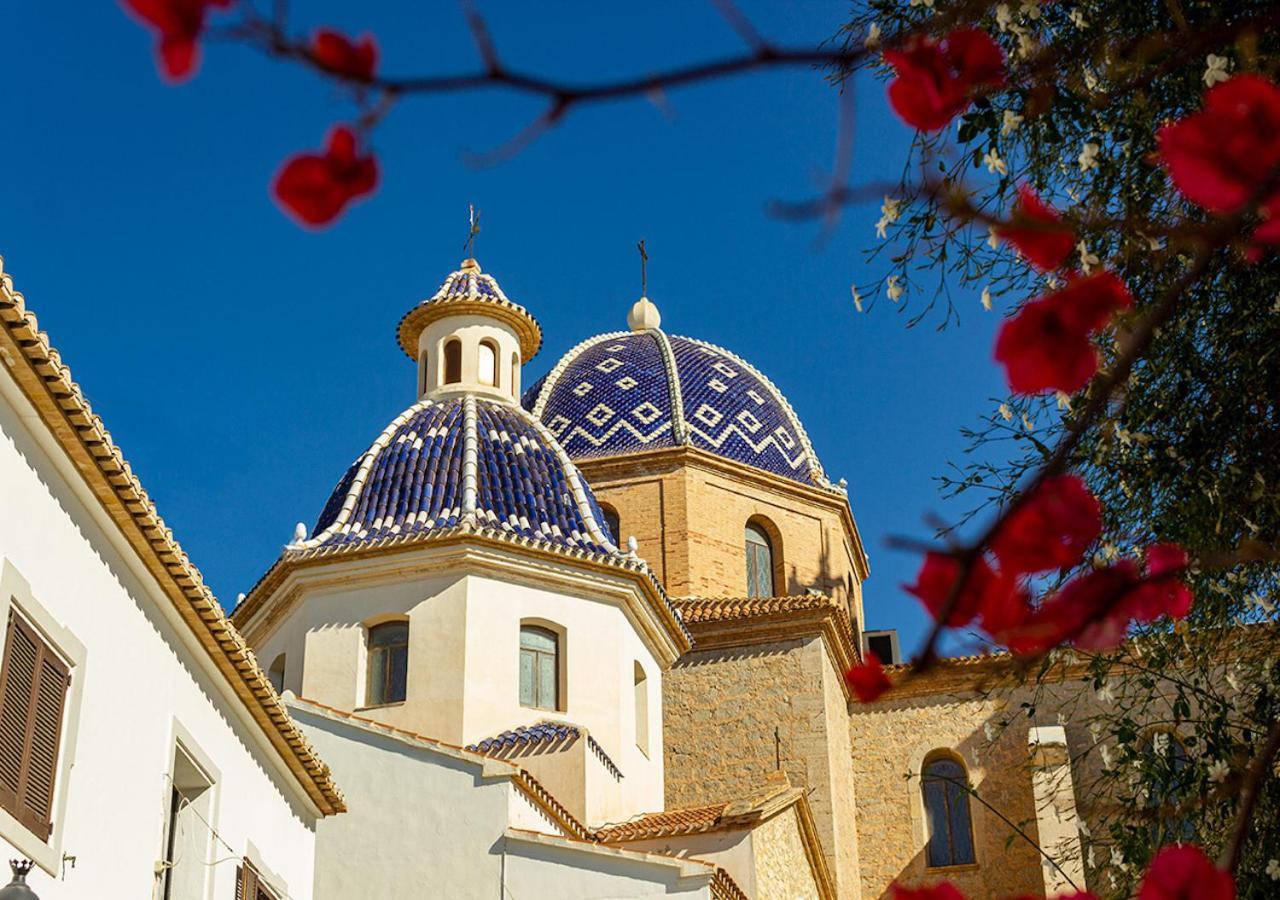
464, 204, 481, 259
637, 239, 649, 297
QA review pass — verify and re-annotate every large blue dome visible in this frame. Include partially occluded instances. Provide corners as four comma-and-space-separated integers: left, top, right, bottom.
301, 396, 620, 556
522, 328, 832, 489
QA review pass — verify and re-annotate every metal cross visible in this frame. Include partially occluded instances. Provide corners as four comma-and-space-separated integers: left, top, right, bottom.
637, 239, 648, 296
465, 204, 481, 258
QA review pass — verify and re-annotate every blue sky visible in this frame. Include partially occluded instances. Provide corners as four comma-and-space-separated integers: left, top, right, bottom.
3, 1, 1011, 653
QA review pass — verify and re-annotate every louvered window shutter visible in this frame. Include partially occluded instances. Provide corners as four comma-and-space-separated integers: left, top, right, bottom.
238, 860, 279, 900
0, 610, 70, 840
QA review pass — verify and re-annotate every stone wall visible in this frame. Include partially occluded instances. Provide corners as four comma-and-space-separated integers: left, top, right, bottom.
664, 636, 860, 898
753, 806, 823, 900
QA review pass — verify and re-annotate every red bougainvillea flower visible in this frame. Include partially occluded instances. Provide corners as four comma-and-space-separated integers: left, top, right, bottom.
1005, 543, 1193, 654
1158, 74, 1280, 254
312, 28, 379, 81
1138, 846, 1234, 900
845, 649, 893, 703
891, 882, 967, 900
273, 126, 379, 228
122, 0, 232, 82
903, 553, 1028, 631
994, 271, 1133, 395
884, 29, 1005, 131
991, 475, 1101, 576
997, 186, 1076, 271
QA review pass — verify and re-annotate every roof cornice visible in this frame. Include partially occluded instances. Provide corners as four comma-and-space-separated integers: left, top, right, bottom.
672, 595, 859, 703
0, 258, 344, 816
576, 445, 871, 581
235, 527, 692, 665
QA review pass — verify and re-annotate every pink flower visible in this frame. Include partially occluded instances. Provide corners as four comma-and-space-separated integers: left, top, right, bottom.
994, 271, 1133, 395
885, 29, 1005, 131
845, 650, 893, 703
991, 475, 1102, 576
998, 186, 1076, 272
312, 28, 379, 81
273, 126, 379, 228
1138, 846, 1234, 900
122, 0, 232, 82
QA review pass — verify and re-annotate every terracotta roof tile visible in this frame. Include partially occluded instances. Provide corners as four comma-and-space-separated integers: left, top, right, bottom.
594, 802, 730, 842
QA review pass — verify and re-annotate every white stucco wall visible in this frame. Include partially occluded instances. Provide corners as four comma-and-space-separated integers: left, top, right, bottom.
0, 374, 319, 899
293, 700, 711, 900
251, 559, 667, 827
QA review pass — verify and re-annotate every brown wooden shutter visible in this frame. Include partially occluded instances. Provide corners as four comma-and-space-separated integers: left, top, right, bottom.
238, 860, 279, 900
0, 610, 70, 840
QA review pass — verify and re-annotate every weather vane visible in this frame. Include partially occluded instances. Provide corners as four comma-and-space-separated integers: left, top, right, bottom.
637, 239, 648, 297
465, 204, 481, 258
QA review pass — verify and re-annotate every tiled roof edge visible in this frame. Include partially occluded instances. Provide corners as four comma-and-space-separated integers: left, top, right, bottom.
0, 257, 344, 817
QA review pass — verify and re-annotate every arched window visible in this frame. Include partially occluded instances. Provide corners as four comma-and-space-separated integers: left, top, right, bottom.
634, 661, 649, 755
478, 340, 499, 387
443, 338, 462, 385
511, 351, 520, 394
519, 625, 560, 710
922, 755, 976, 867
267, 653, 287, 694
367, 621, 409, 706
745, 522, 776, 597
418, 351, 429, 395
1143, 730, 1195, 842
600, 504, 621, 545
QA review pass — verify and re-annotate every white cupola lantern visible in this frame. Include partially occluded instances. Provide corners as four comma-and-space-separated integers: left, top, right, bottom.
396, 257, 542, 403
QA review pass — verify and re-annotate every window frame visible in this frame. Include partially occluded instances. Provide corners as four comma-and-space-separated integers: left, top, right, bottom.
920, 753, 977, 869
443, 338, 463, 385
0, 561, 86, 876
365, 620, 410, 708
518, 624, 562, 712
478, 339, 500, 388
744, 521, 777, 598
633, 661, 649, 756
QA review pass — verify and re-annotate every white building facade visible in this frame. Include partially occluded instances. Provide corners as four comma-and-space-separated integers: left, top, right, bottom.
0, 258, 343, 899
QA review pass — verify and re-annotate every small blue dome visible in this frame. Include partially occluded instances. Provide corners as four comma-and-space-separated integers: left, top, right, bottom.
304, 396, 618, 555
523, 330, 831, 489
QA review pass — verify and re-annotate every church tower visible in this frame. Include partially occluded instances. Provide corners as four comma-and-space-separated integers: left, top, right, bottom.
232, 256, 689, 829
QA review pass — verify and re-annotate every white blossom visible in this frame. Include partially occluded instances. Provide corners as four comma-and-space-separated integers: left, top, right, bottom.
1016, 31, 1036, 59
984, 720, 998, 742
1077, 240, 1100, 273
865, 22, 882, 49
983, 148, 1008, 176
1110, 846, 1126, 870
851, 286, 864, 313
1100, 744, 1115, 769
1096, 680, 1116, 705
1087, 846, 1097, 869
1069, 8, 1088, 29
1089, 722, 1104, 743
999, 403, 1013, 421
981, 286, 993, 311
1020, 0, 1041, 21
995, 3, 1013, 32
876, 196, 903, 239
1266, 858, 1280, 881
1002, 109, 1024, 136
910, 0, 935, 7
1055, 391, 1072, 411
1204, 54, 1231, 88
1021, 413, 1035, 432
1077, 819, 1091, 839
987, 227, 1001, 250
886, 275, 903, 302
1083, 66, 1099, 92
1078, 142, 1101, 172
1207, 758, 1230, 783
1226, 667, 1242, 692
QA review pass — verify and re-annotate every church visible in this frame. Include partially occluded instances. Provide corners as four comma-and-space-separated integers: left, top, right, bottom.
0, 250, 1128, 898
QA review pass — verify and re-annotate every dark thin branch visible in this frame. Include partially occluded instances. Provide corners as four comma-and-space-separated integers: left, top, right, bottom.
1219, 717, 1280, 874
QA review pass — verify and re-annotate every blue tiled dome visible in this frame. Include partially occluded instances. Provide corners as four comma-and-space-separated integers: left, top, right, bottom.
523, 329, 832, 489
301, 395, 619, 555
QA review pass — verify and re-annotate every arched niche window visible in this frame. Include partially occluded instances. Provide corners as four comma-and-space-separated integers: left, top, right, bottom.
267, 653, 287, 694
1142, 729, 1195, 842
478, 339, 499, 387
745, 520, 777, 598
417, 351, 429, 396
510, 351, 520, 393
922, 754, 976, 867
600, 504, 622, 545
443, 338, 463, 385
634, 661, 649, 755
519, 625, 560, 711
366, 621, 409, 706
